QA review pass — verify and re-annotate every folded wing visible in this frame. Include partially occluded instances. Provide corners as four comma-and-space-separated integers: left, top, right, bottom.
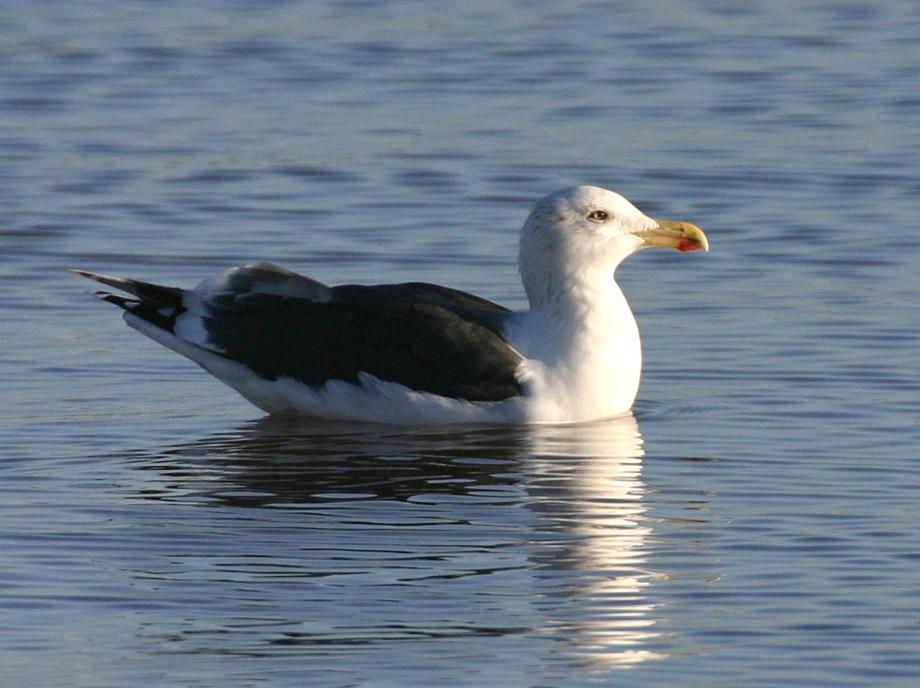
73, 263, 524, 402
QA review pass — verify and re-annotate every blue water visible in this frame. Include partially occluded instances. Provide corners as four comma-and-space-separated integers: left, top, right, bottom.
2, 1, 919, 686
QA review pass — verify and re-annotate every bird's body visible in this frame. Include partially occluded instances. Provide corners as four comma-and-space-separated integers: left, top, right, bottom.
73, 185, 708, 424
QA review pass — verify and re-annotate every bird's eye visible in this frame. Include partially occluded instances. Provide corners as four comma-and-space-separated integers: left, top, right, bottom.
587, 210, 609, 221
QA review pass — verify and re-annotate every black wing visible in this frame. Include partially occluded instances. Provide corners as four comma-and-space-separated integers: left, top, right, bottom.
74, 264, 524, 403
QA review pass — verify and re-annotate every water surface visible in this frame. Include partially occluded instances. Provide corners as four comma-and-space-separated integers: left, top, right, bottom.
1, 1, 918, 686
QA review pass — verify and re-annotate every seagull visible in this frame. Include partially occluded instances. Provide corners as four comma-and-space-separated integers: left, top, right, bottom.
72, 185, 708, 424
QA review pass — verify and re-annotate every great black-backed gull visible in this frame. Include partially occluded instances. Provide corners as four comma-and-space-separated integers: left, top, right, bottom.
72, 185, 708, 424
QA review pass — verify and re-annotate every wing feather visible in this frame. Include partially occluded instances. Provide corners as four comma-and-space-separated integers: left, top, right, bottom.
200, 282, 523, 401
74, 264, 524, 403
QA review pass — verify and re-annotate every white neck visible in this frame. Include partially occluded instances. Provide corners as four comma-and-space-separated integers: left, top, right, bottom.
508, 268, 642, 423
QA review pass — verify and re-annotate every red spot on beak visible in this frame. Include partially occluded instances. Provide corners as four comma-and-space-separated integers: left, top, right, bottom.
676, 237, 702, 252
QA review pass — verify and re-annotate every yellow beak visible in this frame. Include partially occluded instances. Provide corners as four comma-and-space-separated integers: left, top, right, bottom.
637, 219, 709, 253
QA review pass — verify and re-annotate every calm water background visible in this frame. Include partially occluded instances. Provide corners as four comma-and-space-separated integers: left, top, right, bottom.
1, 1, 918, 686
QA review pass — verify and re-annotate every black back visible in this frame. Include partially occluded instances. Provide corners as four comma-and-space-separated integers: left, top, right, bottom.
198, 282, 523, 402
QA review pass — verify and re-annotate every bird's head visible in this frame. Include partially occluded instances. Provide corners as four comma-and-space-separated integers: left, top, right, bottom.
519, 185, 708, 307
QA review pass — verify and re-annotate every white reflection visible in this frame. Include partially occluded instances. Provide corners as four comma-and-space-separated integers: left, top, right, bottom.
129, 414, 664, 668
524, 414, 662, 668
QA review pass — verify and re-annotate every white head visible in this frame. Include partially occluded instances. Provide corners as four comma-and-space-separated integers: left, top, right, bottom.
518, 185, 707, 309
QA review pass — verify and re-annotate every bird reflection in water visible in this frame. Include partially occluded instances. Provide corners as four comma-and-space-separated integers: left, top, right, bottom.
523, 415, 662, 668
132, 413, 661, 669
